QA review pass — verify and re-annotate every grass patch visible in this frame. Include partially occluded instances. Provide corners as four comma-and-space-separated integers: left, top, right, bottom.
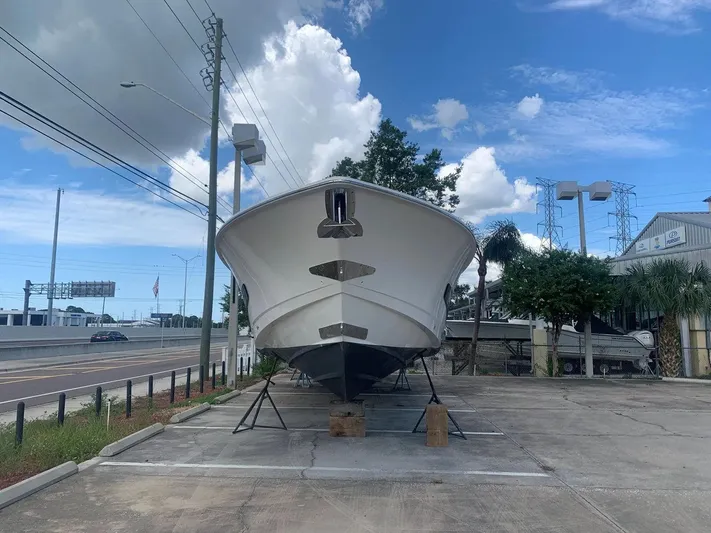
0, 374, 261, 491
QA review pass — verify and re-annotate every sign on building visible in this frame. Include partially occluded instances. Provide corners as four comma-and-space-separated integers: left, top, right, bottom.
636, 226, 686, 255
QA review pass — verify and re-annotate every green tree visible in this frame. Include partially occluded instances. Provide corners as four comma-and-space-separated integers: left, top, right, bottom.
622, 259, 711, 377
331, 119, 461, 211
467, 220, 524, 375
501, 249, 617, 376
65, 305, 86, 313
221, 284, 251, 332
448, 283, 471, 310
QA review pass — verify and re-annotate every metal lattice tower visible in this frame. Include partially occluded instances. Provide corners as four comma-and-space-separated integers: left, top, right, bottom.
608, 181, 637, 255
536, 177, 562, 250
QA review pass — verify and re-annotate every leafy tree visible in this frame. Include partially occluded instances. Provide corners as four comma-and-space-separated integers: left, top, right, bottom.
501, 249, 617, 376
448, 283, 471, 310
622, 259, 711, 377
467, 220, 524, 375
221, 283, 250, 332
65, 305, 86, 313
331, 119, 461, 211
100, 314, 115, 324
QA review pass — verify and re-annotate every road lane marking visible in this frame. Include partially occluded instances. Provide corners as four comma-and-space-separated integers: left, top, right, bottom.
167, 426, 503, 436
99, 461, 545, 477
0, 364, 200, 406
0, 373, 74, 386
40, 354, 199, 372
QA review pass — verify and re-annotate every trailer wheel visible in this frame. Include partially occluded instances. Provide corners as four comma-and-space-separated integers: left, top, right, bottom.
598, 363, 610, 375
563, 362, 574, 374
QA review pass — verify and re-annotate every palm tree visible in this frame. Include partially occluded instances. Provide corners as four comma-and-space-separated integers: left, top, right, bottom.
466, 220, 523, 375
624, 258, 711, 377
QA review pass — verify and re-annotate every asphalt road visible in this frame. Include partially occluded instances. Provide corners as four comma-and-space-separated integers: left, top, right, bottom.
0, 345, 226, 413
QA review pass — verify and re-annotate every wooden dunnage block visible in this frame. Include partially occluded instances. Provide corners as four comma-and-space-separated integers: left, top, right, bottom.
329, 400, 365, 437
425, 404, 448, 447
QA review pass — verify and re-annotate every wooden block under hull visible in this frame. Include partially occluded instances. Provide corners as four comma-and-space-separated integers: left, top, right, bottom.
426, 404, 448, 447
329, 415, 366, 437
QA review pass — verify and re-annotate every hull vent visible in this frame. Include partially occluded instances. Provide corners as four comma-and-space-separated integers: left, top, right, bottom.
309, 260, 375, 281
319, 323, 368, 340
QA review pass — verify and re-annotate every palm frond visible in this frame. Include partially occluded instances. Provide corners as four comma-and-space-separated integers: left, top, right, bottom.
482, 220, 524, 266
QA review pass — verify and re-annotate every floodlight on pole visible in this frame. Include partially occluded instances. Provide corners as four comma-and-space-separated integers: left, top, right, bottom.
556, 180, 612, 378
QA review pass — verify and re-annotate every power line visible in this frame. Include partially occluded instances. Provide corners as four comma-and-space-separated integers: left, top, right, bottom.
0, 26, 229, 213
161, 0, 202, 50
0, 90, 208, 214
0, 105, 206, 220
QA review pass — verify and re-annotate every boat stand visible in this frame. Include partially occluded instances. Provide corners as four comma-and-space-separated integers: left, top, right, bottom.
392, 366, 410, 391
412, 355, 466, 439
294, 372, 312, 388
233, 358, 287, 434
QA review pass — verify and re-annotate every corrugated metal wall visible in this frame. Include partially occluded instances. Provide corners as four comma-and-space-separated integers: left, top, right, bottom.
626, 215, 711, 255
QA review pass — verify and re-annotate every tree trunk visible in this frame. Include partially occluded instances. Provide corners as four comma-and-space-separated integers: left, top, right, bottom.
468, 263, 487, 376
659, 313, 681, 377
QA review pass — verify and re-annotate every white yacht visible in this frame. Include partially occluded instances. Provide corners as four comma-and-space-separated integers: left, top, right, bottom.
216, 177, 477, 399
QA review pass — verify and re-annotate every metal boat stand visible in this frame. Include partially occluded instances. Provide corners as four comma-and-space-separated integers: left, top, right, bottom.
294, 372, 312, 388
233, 358, 288, 434
412, 355, 466, 439
392, 366, 410, 391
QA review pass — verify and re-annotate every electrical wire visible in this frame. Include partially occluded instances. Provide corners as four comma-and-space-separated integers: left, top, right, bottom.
0, 26, 231, 213
0, 105, 206, 220
161, 0, 202, 50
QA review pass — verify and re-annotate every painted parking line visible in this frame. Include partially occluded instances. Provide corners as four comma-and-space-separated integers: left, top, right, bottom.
211, 405, 477, 413
167, 426, 503, 436
99, 461, 546, 477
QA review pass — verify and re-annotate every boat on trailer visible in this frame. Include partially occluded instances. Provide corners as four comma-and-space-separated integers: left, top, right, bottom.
216, 177, 477, 400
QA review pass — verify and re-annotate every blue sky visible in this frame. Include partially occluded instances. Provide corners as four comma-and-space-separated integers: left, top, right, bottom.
1, 0, 711, 317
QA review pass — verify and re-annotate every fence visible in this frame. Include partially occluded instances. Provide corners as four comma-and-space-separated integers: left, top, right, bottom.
9, 358, 260, 447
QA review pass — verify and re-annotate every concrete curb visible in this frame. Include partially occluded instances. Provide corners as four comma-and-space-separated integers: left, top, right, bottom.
99, 423, 164, 457
662, 377, 711, 385
213, 390, 241, 404
0, 461, 78, 510
169, 403, 210, 423
77, 457, 105, 472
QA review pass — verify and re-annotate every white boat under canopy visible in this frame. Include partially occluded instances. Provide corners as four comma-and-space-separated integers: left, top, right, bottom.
216, 177, 477, 399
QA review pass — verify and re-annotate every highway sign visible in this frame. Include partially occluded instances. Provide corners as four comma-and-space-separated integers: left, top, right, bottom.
71, 281, 116, 298
151, 313, 172, 319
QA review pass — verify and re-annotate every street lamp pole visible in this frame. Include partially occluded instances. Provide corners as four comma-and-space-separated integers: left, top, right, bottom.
173, 254, 200, 330
119, 83, 210, 125
556, 180, 612, 378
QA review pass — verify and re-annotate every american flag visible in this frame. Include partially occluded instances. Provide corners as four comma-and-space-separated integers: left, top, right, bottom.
153, 276, 159, 298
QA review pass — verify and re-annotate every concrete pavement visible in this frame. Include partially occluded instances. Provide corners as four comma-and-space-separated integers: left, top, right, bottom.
3, 375, 711, 531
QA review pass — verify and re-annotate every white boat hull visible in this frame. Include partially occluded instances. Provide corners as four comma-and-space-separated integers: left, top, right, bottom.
216, 178, 476, 398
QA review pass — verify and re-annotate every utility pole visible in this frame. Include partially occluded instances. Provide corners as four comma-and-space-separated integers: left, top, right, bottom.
46, 188, 63, 326
173, 254, 200, 330
199, 16, 224, 380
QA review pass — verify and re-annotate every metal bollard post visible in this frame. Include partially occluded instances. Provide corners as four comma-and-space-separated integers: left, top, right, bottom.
148, 375, 154, 399
247, 357, 251, 376
199, 365, 204, 393
15, 402, 25, 446
212, 362, 216, 389
58, 392, 66, 425
126, 380, 132, 418
95, 386, 102, 416
185, 368, 191, 398
240, 358, 243, 381
170, 371, 176, 404
221, 360, 226, 386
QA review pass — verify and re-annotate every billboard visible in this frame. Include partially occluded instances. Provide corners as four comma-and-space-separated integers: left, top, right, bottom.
70, 281, 116, 298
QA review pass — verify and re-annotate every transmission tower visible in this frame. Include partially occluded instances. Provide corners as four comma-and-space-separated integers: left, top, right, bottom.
536, 177, 562, 250
608, 181, 637, 255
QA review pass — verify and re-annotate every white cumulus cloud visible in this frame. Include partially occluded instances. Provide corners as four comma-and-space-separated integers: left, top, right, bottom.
517, 94, 543, 118
408, 98, 469, 140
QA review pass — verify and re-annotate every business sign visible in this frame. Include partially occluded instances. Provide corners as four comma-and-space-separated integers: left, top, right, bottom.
71, 281, 116, 298
636, 226, 686, 255
151, 313, 172, 319
665, 226, 686, 248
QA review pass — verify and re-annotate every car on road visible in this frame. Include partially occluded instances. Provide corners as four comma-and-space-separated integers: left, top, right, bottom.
90, 330, 129, 343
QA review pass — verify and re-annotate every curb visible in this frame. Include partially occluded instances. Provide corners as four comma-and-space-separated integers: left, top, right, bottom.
214, 390, 241, 404
0, 461, 78, 510
99, 423, 164, 457
169, 403, 210, 423
77, 456, 105, 472
662, 377, 711, 385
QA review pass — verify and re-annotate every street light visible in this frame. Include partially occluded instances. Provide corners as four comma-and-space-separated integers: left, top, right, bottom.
226, 123, 266, 386
556, 180, 612, 377
119, 82, 210, 125
172, 254, 201, 330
